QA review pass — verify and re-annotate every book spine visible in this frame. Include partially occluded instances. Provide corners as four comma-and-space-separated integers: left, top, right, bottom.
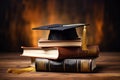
35, 58, 96, 72
58, 45, 99, 59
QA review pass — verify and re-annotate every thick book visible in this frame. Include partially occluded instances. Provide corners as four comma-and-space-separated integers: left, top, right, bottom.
21, 45, 99, 59
35, 58, 96, 72
38, 39, 81, 47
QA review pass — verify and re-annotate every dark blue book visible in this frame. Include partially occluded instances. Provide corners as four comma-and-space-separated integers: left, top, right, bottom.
35, 58, 96, 72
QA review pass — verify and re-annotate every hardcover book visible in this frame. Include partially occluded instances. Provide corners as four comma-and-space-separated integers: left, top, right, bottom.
21, 45, 99, 60
38, 39, 81, 47
35, 58, 96, 72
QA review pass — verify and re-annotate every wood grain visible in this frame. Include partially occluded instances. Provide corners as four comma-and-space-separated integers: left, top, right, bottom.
0, 52, 120, 80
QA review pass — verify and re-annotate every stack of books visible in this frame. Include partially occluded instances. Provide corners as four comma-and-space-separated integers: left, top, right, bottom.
22, 24, 99, 72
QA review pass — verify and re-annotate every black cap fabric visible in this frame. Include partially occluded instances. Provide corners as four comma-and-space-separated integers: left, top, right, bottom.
48, 28, 78, 40
32, 24, 87, 31
32, 24, 89, 40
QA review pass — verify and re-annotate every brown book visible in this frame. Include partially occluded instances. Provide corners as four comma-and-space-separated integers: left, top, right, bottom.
38, 39, 81, 47
58, 45, 99, 59
21, 45, 99, 60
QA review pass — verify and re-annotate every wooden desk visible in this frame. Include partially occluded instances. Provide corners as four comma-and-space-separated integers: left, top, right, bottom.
0, 52, 120, 80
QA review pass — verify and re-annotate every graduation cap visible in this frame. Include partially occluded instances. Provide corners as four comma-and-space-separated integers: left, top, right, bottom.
32, 23, 89, 40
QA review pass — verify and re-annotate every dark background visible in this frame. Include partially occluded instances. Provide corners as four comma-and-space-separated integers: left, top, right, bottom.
0, 0, 120, 52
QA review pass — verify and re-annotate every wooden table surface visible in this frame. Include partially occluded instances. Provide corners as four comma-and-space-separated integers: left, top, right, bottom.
0, 52, 120, 80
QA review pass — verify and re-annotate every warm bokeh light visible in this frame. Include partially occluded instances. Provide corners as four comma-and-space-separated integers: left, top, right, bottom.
10, 0, 104, 47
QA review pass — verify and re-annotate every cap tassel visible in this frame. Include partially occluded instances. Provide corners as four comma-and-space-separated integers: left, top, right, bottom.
7, 66, 35, 74
7, 58, 36, 74
81, 25, 88, 51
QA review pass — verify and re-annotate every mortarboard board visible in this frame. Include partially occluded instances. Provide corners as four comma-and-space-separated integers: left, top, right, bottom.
32, 23, 89, 40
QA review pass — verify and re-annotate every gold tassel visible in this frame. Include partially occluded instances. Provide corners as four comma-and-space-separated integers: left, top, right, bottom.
7, 57, 36, 74
81, 25, 88, 51
7, 66, 35, 74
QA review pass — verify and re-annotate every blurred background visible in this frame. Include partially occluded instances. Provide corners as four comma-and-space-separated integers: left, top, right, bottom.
0, 0, 120, 52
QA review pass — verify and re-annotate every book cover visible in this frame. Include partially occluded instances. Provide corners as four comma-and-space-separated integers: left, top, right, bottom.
58, 45, 99, 59
35, 58, 96, 72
